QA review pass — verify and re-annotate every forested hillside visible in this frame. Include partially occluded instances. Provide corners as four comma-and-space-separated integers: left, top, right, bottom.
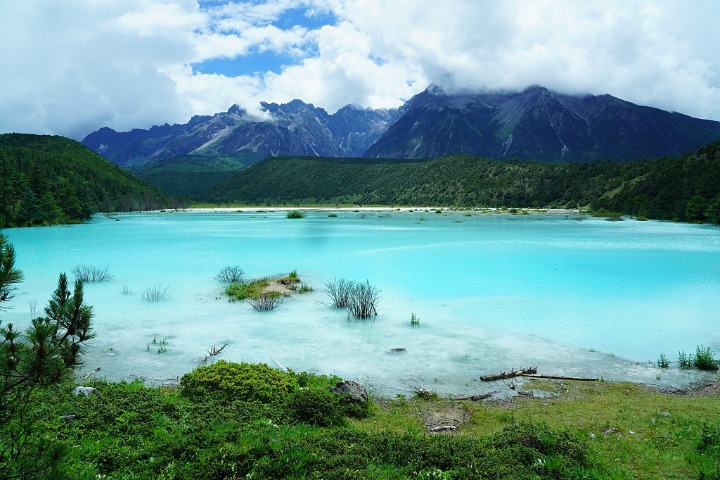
207, 142, 720, 223
0, 134, 168, 227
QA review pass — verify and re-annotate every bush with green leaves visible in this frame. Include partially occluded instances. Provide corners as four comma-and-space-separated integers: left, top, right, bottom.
286, 210, 305, 219
677, 346, 718, 371
283, 388, 347, 427
180, 360, 297, 402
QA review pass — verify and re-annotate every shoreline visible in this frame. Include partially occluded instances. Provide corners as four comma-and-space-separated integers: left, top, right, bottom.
173, 206, 584, 216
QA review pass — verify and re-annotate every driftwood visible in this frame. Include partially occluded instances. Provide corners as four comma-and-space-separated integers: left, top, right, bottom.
451, 392, 494, 401
523, 374, 599, 382
480, 367, 537, 382
428, 425, 457, 432
83, 367, 101, 380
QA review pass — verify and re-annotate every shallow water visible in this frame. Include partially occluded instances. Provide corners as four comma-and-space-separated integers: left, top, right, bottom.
3, 210, 720, 396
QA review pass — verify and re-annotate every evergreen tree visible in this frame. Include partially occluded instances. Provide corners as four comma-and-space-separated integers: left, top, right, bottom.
0, 233, 95, 477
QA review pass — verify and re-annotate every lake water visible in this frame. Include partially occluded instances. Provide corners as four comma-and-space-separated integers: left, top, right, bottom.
3, 210, 719, 396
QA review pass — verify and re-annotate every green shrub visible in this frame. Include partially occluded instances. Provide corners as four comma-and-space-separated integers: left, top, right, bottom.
284, 389, 347, 427
657, 353, 670, 368
297, 282, 313, 293
678, 350, 693, 369
287, 210, 305, 219
694, 345, 719, 371
180, 360, 297, 402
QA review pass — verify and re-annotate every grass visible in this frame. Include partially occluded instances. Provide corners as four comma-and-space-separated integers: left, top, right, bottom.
363, 379, 720, 479
225, 278, 269, 301
5, 369, 720, 478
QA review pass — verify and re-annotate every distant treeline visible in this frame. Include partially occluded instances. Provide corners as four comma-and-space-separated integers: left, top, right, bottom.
0, 134, 170, 228
206, 142, 720, 223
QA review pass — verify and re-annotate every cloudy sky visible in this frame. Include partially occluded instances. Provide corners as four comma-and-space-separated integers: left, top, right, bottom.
2, 0, 719, 140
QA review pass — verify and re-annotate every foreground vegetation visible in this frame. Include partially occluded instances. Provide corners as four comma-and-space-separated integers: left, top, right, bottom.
0, 134, 170, 227
205, 141, 720, 223
3, 370, 719, 479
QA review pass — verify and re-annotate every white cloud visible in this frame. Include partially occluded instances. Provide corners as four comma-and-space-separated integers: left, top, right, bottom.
1, 0, 719, 140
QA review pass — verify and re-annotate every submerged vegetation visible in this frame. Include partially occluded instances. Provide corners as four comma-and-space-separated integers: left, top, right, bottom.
286, 209, 306, 218
214, 265, 245, 284
141, 284, 171, 302
325, 278, 380, 318
248, 292, 284, 311
72, 264, 113, 283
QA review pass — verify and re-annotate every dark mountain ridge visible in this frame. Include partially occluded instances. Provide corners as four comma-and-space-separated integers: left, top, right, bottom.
364, 85, 720, 161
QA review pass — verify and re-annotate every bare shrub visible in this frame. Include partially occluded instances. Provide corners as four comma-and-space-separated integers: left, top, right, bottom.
347, 280, 379, 319
141, 285, 171, 302
248, 293, 283, 311
325, 278, 354, 308
215, 266, 245, 284
72, 264, 113, 282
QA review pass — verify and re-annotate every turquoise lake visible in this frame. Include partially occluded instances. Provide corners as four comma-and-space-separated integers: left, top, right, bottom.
3, 210, 720, 396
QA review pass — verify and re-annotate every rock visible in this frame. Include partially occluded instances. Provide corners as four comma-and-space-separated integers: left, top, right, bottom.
658, 411, 671, 417
73, 386, 97, 396
330, 380, 368, 404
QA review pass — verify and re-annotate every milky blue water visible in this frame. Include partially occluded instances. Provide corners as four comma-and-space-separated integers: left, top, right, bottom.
3, 210, 719, 396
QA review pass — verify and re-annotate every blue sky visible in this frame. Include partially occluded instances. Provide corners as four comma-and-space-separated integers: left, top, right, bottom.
1, 0, 720, 140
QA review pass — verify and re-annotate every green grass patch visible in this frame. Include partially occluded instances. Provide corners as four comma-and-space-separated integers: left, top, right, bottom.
225, 278, 269, 301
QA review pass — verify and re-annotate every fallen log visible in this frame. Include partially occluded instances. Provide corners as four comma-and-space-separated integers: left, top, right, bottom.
480, 367, 537, 382
451, 392, 494, 401
523, 374, 599, 382
428, 425, 457, 432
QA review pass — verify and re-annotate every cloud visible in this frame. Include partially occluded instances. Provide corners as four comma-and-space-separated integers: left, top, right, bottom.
1, 0, 719, 140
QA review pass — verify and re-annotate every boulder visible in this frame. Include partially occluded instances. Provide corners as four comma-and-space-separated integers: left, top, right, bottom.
330, 380, 368, 404
73, 386, 97, 396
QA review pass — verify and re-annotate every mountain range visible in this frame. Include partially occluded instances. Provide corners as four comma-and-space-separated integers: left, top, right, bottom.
83, 101, 398, 169
81, 85, 720, 200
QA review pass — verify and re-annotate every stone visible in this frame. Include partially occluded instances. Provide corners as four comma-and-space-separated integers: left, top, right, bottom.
330, 380, 368, 404
73, 386, 97, 396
